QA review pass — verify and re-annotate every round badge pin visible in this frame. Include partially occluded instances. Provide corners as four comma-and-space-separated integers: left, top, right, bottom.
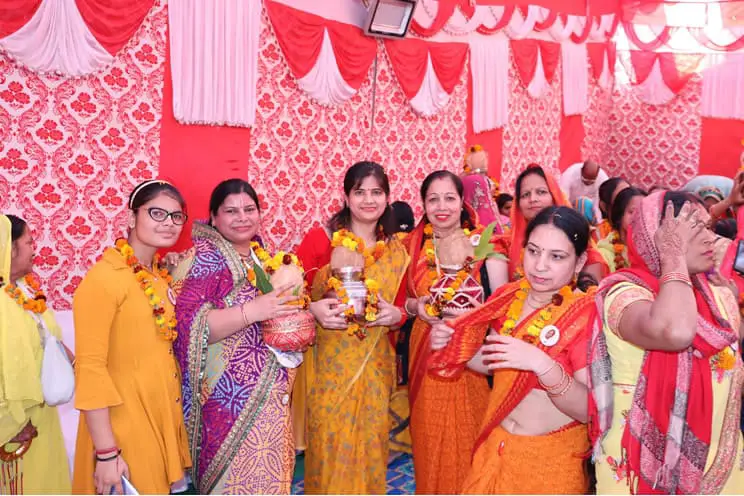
539, 325, 560, 347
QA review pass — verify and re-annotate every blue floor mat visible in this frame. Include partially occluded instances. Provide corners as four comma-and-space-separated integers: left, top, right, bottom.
292, 452, 415, 495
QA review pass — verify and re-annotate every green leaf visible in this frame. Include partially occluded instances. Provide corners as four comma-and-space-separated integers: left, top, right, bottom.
474, 221, 497, 260
253, 264, 274, 294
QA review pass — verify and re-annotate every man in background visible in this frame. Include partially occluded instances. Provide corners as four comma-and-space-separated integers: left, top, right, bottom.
560, 160, 608, 222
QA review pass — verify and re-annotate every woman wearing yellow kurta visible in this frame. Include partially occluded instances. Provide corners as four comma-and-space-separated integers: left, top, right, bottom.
305, 162, 410, 494
589, 191, 744, 494
72, 180, 191, 495
0, 214, 71, 494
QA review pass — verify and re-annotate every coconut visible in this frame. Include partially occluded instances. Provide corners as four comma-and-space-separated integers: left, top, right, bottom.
436, 230, 474, 268
270, 263, 305, 301
330, 246, 364, 270
465, 147, 488, 174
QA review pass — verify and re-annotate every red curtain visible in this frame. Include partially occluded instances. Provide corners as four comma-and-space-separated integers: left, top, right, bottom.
75, 0, 154, 54
623, 22, 672, 50
266, 0, 376, 89
587, 42, 607, 80
689, 27, 744, 52
559, 114, 584, 171
0, 0, 41, 38
511, 39, 561, 86
698, 117, 744, 177
384, 39, 468, 98
629, 51, 704, 93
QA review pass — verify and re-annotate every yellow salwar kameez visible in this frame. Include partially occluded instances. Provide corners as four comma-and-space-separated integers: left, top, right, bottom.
304, 238, 409, 494
596, 281, 744, 494
0, 215, 71, 494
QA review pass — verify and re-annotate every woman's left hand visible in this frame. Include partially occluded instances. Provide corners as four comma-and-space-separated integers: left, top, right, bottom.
369, 296, 402, 327
481, 334, 552, 373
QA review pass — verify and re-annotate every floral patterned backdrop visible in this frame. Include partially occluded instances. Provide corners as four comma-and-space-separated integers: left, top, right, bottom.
584, 76, 702, 190
248, 10, 467, 253
0, 1, 166, 309
501, 59, 563, 191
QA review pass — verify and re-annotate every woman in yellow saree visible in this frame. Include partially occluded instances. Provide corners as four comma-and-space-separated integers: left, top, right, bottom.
0, 214, 71, 494
305, 162, 409, 494
589, 191, 744, 494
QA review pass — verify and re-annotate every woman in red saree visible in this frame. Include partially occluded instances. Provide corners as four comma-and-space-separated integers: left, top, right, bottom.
489, 165, 608, 287
401, 171, 492, 494
588, 191, 744, 494
431, 206, 597, 494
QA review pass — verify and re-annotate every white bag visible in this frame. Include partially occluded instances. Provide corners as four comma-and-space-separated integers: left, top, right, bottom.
37, 318, 75, 406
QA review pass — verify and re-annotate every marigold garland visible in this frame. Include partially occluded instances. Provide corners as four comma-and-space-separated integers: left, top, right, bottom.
327, 229, 386, 339
611, 231, 626, 270
498, 279, 575, 345
114, 239, 177, 341
240, 242, 310, 309
3, 273, 47, 314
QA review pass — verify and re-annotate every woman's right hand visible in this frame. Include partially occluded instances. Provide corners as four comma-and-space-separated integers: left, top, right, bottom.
243, 283, 299, 323
430, 321, 455, 350
309, 298, 349, 329
416, 296, 441, 326
654, 201, 699, 269
94, 455, 130, 495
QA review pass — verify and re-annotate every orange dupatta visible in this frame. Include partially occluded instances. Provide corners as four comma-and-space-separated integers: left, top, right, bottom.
496, 165, 608, 280
451, 281, 596, 454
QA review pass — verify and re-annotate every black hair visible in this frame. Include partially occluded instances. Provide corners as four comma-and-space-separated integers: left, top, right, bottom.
209, 179, 260, 221
515, 165, 548, 203
391, 201, 415, 233
6, 214, 27, 242
524, 206, 591, 257
128, 180, 185, 211
419, 170, 473, 228
497, 193, 513, 211
327, 161, 397, 237
609, 187, 646, 231
598, 177, 627, 217
713, 218, 737, 240
660, 190, 705, 220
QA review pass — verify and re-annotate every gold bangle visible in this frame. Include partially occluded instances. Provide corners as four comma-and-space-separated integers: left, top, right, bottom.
536, 360, 558, 377
538, 363, 567, 390
548, 376, 574, 397
240, 303, 250, 327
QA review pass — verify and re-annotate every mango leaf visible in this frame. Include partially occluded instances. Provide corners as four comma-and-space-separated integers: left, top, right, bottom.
474, 222, 498, 260
253, 264, 274, 294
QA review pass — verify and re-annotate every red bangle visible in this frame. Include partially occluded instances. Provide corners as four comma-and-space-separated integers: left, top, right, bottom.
396, 307, 408, 328
95, 447, 119, 456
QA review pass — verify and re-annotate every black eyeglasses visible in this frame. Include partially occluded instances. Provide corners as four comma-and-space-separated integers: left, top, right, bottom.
137, 207, 188, 225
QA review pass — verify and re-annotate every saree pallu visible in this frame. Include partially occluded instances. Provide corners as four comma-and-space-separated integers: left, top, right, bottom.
453, 281, 595, 494
304, 238, 409, 495
174, 223, 294, 495
402, 227, 490, 495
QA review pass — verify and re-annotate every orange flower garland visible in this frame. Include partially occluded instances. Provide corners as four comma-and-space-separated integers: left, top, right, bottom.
421, 224, 475, 318
327, 229, 386, 340
499, 279, 575, 345
114, 239, 177, 341
3, 273, 47, 314
611, 231, 626, 270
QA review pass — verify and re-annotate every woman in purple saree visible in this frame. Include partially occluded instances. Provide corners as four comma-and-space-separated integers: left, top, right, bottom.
174, 179, 299, 494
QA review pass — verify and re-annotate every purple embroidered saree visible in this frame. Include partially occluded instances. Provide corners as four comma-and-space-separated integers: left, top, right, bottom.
174, 222, 295, 494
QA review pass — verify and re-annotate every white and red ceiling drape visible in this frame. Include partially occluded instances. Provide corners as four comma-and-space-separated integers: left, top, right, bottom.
0, 0, 154, 76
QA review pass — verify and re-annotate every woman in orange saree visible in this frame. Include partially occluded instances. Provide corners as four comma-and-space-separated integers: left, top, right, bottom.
304, 162, 409, 495
489, 165, 608, 287
401, 171, 491, 494
431, 206, 597, 494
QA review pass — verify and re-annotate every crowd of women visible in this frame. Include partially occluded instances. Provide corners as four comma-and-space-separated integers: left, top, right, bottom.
1, 154, 743, 495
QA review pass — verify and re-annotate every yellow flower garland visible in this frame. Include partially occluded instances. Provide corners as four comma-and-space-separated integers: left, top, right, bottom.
499, 280, 575, 345
241, 242, 310, 308
2, 273, 47, 314
328, 229, 386, 339
115, 239, 177, 341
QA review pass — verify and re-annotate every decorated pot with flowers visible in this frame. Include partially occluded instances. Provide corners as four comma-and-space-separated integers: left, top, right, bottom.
324, 229, 386, 340
252, 245, 315, 352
